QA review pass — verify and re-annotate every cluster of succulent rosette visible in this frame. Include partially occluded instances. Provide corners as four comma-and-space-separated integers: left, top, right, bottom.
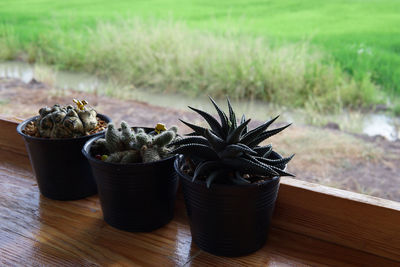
91, 122, 179, 164
170, 97, 294, 187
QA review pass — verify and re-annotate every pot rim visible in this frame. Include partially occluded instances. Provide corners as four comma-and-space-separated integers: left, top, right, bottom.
82, 134, 177, 167
174, 154, 281, 189
16, 114, 111, 142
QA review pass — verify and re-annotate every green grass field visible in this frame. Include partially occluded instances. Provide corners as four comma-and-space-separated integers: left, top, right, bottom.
1, 0, 399, 111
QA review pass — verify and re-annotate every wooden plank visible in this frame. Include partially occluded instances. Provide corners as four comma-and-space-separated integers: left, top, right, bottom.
0, 115, 26, 155
0, 151, 397, 266
274, 178, 400, 261
1, 116, 400, 263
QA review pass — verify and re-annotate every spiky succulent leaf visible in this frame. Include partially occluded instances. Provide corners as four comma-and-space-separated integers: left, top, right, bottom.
170, 136, 209, 147
180, 119, 207, 136
193, 161, 222, 181
209, 96, 229, 138
218, 144, 257, 158
226, 98, 237, 129
227, 118, 251, 144
240, 115, 279, 145
206, 169, 226, 188
172, 144, 219, 160
247, 123, 292, 148
235, 143, 258, 154
254, 144, 273, 157
270, 165, 296, 177
232, 171, 251, 185
244, 154, 295, 177
240, 114, 248, 134
222, 157, 279, 177
255, 154, 295, 166
188, 106, 222, 136
204, 129, 226, 151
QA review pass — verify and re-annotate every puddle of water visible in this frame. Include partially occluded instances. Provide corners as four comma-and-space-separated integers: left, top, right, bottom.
0, 61, 399, 141
362, 114, 399, 141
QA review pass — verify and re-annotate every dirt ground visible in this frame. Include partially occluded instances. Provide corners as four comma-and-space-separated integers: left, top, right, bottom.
1, 77, 399, 202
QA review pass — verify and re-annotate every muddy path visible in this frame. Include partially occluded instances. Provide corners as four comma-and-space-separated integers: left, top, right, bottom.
1, 77, 399, 202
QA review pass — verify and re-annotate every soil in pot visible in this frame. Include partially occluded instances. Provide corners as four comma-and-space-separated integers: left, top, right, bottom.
175, 154, 282, 257
16, 114, 111, 200
82, 133, 179, 232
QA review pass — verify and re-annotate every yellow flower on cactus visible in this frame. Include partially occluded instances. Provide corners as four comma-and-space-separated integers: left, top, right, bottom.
155, 123, 167, 134
73, 99, 88, 110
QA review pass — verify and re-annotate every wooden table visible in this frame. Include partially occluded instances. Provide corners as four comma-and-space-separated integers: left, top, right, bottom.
1, 150, 399, 266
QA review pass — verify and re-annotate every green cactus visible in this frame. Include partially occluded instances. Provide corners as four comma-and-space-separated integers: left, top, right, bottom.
153, 130, 175, 147
172, 97, 295, 188
93, 121, 179, 164
34, 101, 99, 138
140, 146, 161, 163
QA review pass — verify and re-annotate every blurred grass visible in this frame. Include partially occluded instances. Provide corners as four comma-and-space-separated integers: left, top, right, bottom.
1, 0, 399, 111
0, 20, 385, 112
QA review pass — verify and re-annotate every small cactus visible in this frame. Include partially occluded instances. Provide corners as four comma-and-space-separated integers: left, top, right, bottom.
93, 121, 179, 164
34, 100, 99, 138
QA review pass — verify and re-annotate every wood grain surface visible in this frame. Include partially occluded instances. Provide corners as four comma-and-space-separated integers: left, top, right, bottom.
0, 151, 399, 266
275, 177, 400, 262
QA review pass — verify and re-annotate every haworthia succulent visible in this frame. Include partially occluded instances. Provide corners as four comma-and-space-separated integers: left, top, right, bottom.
175, 97, 293, 187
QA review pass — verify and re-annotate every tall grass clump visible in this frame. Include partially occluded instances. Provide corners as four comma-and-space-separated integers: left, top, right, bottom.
7, 19, 383, 112
0, 25, 19, 60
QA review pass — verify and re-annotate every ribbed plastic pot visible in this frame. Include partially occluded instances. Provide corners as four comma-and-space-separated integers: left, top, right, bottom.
175, 153, 282, 257
16, 114, 111, 201
82, 132, 179, 232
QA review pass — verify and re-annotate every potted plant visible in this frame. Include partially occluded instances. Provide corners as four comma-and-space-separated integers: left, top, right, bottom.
82, 121, 180, 232
16, 99, 111, 200
172, 97, 295, 256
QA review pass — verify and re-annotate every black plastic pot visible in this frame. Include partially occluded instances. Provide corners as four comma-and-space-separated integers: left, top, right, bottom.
16, 114, 111, 201
82, 133, 179, 232
175, 153, 282, 257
